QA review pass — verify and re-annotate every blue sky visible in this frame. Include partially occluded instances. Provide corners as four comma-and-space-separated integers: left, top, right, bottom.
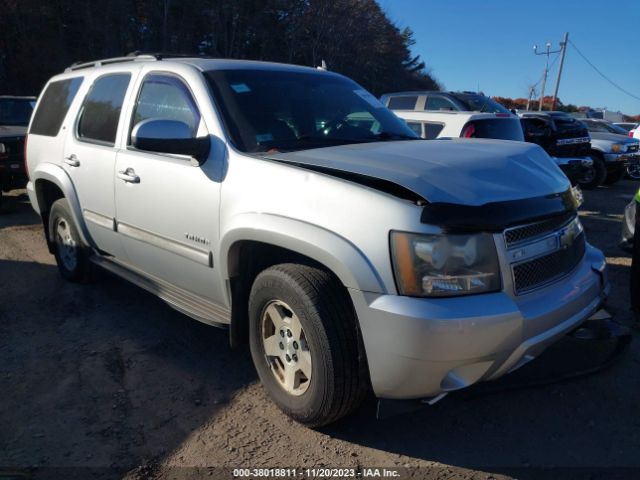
380, 0, 640, 115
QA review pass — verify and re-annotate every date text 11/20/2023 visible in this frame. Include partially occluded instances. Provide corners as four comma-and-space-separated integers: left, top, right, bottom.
233, 468, 401, 478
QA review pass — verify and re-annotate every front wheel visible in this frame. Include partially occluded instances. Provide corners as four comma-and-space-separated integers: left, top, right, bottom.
628, 163, 640, 180
48, 198, 96, 282
249, 263, 368, 427
578, 155, 607, 190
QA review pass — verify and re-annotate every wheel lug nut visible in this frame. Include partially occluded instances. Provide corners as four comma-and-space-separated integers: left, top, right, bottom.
285, 354, 291, 362
293, 341, 298, 349
287, 330, 292, 337
279, 342, 284, 350
292, 354, 298, 362
279, 330, 284, 337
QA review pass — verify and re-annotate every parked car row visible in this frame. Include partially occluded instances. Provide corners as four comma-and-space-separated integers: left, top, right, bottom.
382, 90, 640, 189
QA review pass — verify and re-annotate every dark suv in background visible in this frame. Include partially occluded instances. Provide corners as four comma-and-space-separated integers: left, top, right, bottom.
519, 111, 594, 188
0, 95, 35, 207
380, 90, 511, 114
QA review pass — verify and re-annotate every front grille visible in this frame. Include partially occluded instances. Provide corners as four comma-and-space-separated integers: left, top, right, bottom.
504, 214, 574, 246
512, 233, 586, 294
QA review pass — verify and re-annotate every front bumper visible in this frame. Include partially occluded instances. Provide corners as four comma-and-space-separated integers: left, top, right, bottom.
553, 156, 592, 184
604, 152, 639, 165
351, 244, 608, 399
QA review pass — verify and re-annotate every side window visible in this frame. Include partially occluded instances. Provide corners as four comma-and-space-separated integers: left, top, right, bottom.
30, 77, 84, 136
387, 96, 418, 110
130, 74, 201, 140
405, 121, 423, 137
424, 122, 444, 139
425, 95, 456, 111
77, 74, 131, 145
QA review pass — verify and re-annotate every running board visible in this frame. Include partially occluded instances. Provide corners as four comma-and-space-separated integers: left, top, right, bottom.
90, 256, 230, 328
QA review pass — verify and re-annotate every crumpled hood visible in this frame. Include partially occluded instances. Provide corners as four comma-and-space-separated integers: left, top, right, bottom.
269, 139, 569, 206
0, 125, 27, 138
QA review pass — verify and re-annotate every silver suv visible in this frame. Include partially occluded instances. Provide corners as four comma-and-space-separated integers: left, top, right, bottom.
26, 54, 609, 426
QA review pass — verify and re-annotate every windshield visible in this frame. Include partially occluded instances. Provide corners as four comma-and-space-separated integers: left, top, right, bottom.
0, 98, 35, 126
582, 120, 625, 134
450, 93, 510, 114
205, 69, 418, 153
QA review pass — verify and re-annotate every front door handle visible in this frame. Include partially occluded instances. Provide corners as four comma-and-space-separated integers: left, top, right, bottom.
64, 155, 80, 167
117, 168, 140, 184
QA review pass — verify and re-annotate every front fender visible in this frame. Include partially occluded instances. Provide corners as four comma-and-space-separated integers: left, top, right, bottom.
31, 162, 95, 248
219, 213, 387, 293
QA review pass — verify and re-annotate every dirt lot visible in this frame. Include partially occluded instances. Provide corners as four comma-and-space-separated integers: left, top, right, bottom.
1, 181, 639, 480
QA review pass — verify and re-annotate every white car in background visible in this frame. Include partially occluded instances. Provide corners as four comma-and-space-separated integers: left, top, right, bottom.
614, 122, 639, 137
392, 110, 524, 141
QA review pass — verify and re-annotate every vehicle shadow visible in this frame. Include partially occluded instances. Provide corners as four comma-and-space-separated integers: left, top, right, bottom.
0, 190, 40, 228
0, 258, 257, 476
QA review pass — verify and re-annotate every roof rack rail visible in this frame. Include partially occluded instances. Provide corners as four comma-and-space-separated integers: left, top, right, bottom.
65, 52, 214, 72
126, 51, 214, 60
65, 54, 157, 72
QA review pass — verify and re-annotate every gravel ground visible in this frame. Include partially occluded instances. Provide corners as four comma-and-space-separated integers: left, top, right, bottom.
0, 181, 638, 480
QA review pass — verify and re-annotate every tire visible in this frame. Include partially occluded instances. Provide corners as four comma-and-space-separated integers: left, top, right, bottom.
249, 263, 368, 427
578, 155, 607, 190
627, 163, 640, 180
48, 198, 95, 282
603, 165, 626, 185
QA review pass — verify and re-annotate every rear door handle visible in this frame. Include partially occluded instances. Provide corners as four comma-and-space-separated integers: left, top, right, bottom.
117, 168, 140, 184
64, 155, 80, 167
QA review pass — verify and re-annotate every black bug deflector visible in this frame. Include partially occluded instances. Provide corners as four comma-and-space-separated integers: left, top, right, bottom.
420, 188, 581, 232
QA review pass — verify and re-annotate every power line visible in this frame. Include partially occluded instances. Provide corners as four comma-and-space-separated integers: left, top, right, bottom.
569, 39, 640, 102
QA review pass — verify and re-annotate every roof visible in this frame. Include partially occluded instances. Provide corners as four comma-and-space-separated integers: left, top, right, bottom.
64, 53, 334, 76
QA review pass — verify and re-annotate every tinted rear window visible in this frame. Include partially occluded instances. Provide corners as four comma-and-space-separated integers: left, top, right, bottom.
387, 96, 418, 110
463, 119, 524, 141
30, 78, 83, 136
77, 74, 131, 145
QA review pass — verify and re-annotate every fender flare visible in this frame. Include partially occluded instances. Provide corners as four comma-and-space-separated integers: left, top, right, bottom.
31, 162, 95, 248
219, 213, 387, 294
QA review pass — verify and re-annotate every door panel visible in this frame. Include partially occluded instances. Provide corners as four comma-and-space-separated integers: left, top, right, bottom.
114, 150, 221, 301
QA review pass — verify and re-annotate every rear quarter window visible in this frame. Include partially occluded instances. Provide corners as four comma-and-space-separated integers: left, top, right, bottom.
29, 77, 84, 136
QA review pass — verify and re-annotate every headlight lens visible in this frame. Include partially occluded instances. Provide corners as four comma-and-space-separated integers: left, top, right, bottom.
611, 143, 622, 153
390, 231, 501, 297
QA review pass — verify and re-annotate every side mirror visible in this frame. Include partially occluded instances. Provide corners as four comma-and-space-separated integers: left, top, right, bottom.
131, 119, 210, 163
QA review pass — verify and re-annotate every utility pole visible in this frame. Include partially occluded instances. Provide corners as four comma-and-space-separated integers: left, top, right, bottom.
551, 32, 569, 111
526, 85, 536, 111
533, 41, 562, 111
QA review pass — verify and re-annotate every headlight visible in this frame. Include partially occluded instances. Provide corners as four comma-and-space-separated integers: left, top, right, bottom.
390, 231, 501, 297
611, 143, 622, 153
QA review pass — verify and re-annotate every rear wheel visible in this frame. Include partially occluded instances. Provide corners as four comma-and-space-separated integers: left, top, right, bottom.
578, 155, 607, 190
48, 198, 95, 282
249, 263, 368, 427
